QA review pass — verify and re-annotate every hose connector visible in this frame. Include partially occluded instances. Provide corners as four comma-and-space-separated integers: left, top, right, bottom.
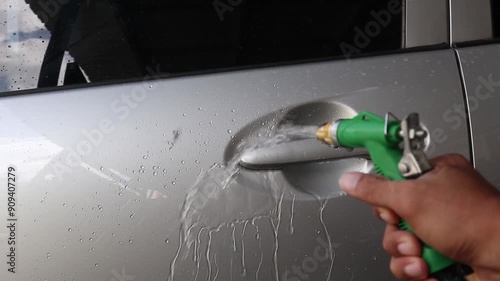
316, 120, 341, 147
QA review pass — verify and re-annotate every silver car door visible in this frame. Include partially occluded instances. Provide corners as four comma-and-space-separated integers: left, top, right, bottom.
0, 49, 470, 281
0, 1, 469, 281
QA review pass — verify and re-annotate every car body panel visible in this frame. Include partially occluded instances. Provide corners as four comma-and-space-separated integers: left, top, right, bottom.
0, 49, 469, 281
457, 44, 500, 188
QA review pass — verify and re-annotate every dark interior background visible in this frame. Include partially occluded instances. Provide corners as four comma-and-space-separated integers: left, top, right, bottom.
26, 0, 402, 87
492, 0, 500, 38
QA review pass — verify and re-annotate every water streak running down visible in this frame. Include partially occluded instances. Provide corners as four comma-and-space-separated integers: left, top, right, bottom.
290, 194, 296, 235
231, 223, 236, 252
271, 189, 284, 281
241, 221, 249, 277
252, 219, 263, 281
193, 228, 206, 281
168, 230, 184, 281
177, 125, 317, 246
206, 230, 213, 281
230, 255, 234, 281
168, 125, 335, 281
319, 199, 335, 281
212, 254, 219, 281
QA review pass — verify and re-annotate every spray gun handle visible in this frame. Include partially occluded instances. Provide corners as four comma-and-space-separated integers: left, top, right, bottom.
368, 140, 473, 281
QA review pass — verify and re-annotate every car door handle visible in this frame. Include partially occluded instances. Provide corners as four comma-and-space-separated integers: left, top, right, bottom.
239, 140, 370, 170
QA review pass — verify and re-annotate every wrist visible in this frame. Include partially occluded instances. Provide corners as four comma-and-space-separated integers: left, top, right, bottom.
475, 195, 500, 271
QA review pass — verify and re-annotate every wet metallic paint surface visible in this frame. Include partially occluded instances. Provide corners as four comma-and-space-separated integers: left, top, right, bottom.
0, 49, 469, 280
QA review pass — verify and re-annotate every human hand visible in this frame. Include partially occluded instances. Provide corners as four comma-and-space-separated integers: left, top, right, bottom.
339, 154, 500, 280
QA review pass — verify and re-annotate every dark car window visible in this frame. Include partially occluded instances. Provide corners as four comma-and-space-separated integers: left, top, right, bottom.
492, 0, 500, 38
1, 0, 403, 92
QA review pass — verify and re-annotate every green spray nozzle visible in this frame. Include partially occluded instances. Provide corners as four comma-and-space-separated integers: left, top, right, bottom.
316, 111, 473, 281
334, 112, 404, 181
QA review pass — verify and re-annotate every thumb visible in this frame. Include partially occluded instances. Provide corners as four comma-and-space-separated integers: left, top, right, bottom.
339, 172, 396, 207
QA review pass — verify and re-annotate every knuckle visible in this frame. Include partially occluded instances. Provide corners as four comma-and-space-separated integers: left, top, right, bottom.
382, 226, 400, 255
356, 175, 386, 202
378, 207, 400, 224
382, 236, 393, 253
389, 258, 405, 279
437, 153, 471, 168
400, 179, 419, 189
389, 181, 419, 216
383, 180, 402, 201
431, 163, 467, 185
373, 207, 384, 220
390, 257, 427, 280
382, 228, 390, 245
450, 154, 470, 167
447, 153, 469, 165
397, 197, 418, 219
